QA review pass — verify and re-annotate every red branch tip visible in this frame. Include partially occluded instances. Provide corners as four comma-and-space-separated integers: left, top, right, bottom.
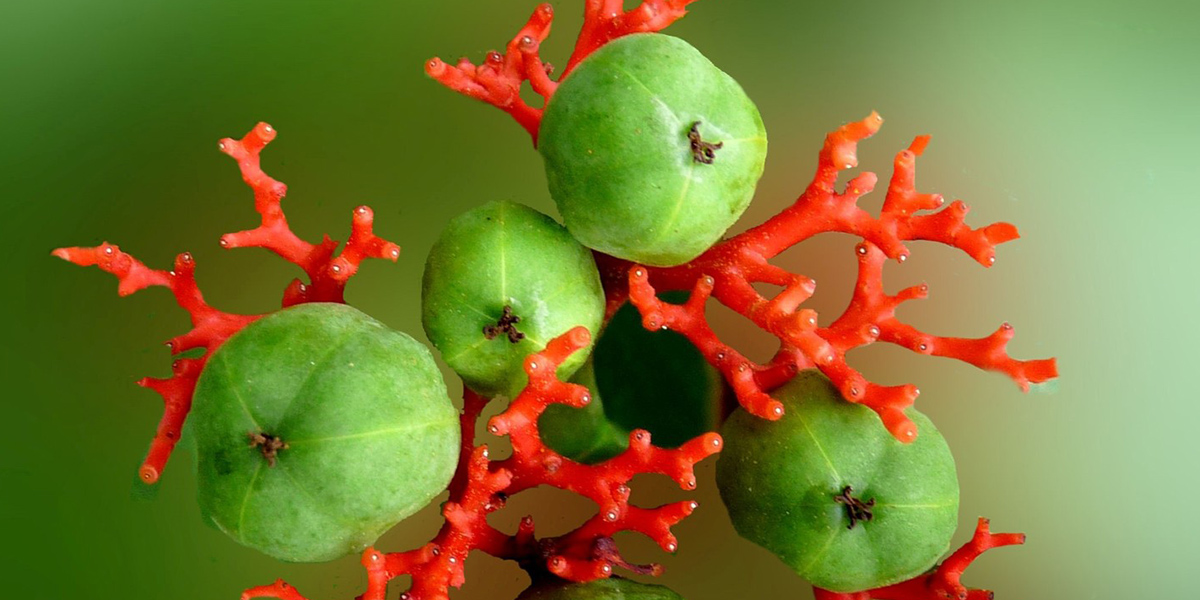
53, 123, 399, 483
601, 112, 1057, 442
426, 0, 697, 141
813, 518, 1026, 600
244, 327, 721, 600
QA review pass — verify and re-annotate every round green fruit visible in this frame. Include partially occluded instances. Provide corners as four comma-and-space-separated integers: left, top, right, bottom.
539, 33, 768, 267
540, 293, 724, 463
190, 303, 459, 563
716, 370, 959, 592
516, 577, 684, 600
422, 200, 605, 398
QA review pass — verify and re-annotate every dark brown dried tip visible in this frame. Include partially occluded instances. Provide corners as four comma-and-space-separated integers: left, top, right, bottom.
688, 121, 723, 164
833, 485, 875, 529
484, 305, 525, 343
248, 432, 289, 467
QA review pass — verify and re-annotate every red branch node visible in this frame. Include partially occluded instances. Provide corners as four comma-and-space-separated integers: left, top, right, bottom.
813, 518, 1026, 600
243, 327, 720, 600
53, 122, 399, 483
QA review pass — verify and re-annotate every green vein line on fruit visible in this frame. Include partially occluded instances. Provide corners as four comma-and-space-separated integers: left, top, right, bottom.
610, 61, 685, 128
276, 332, 358, 432
286, 417, 459, 446
799, 524, 841, 577
796, 411, 842, 483
498, 200, 508, 308
218, 350, 262, 433
277, 458, 359, 531
235, 460, 265, 542
652, 156, 696, 251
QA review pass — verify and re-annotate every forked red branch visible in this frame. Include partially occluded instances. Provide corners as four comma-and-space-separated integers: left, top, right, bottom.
812, 518, 1026, 600
425, 0, 698, 141
53, 123, 399, 483
609, 113, 1058, 442
244, 327, 721, 600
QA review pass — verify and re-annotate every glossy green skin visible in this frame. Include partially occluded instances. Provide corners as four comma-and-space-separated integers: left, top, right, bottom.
190, 303, 459, 563
716, 371, 959, 592
516, 577, 685, 600
539, 33, 767, 267
422, 201, 605, 398
541, 293, 724, 463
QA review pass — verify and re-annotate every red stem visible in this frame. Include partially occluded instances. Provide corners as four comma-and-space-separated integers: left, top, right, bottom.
54, 122, 399, 482
813, 518, 1026, 600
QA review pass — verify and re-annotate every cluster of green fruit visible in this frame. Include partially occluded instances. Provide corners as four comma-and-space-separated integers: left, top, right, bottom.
187, 32, 959, 598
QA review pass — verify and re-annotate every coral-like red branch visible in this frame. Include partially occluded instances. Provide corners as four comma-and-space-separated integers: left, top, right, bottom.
813, 518, 1026, 600
54, 123, 398, 483
243, 327, 721, 600
603, 112, 1058, 442
426, 0, 696, 141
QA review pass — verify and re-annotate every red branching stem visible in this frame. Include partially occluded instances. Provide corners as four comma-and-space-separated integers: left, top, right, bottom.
217, 123, 401, 305
54, 123, 398, 483
244, 327, 721, 600
426, 1, 696, 142
603, 112, 1058, 442
812, 518, 1026, 600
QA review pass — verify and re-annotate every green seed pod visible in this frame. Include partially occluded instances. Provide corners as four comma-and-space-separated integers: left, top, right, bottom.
716, 370, 959, 592
190, 303, 459, 563
516, 577, 685, 600
539, 33, 767, 267
540, 293, 724, 463
422, 200, 605, 398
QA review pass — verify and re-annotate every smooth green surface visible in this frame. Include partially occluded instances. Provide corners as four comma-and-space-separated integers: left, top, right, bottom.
4, 0, 1198, 599
718, 371, 958, 591
422, 200, 604, 398
516, 577, 685, 600
540, 33, 766, 266
192, 303, 458, 562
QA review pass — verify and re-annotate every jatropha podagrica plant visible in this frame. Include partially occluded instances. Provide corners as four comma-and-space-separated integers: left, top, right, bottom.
55, 1, 1057, 600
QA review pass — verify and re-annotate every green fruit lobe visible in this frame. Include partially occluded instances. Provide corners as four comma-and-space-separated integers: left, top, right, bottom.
539, 33, 767, 266
716, 371, 959, 592
422, 200, 605, 398
191, 303, 459, 562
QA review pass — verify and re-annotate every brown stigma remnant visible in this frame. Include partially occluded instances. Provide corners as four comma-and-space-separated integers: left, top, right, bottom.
249, 432, 289, 467
484, 305, 525, 343
688, 121, 723, 164
834, 485, 875, 530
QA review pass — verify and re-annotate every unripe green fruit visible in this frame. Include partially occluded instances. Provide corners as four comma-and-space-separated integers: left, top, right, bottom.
190, 303, 459, 563
540, 293, 724, 463
716, 370, 959, 592
539, 33, 767, 267
422, 200, 605, 398
516, 577, 685, 600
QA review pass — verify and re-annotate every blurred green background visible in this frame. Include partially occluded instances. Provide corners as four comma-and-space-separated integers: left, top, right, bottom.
2, 0, 1196, 598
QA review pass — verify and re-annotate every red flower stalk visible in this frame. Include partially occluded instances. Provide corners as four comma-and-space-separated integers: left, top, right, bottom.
244, 327, 721, 600
812, 518, 1027, 600
426, 0, 1057, 444
52, 122, 399, 483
